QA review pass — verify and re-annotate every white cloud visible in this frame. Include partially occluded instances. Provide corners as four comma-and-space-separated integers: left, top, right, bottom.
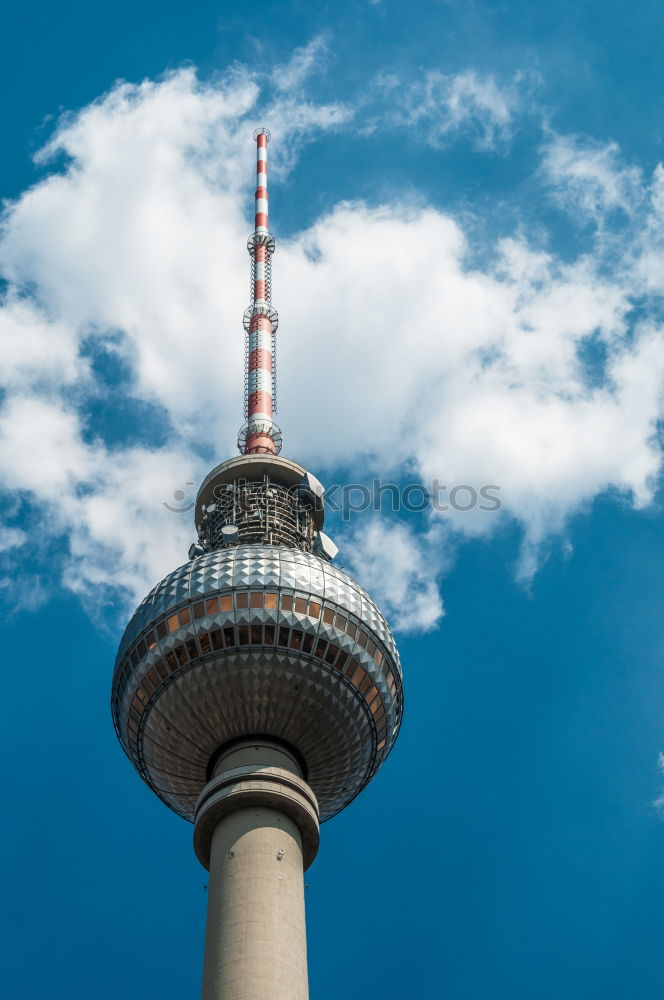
541, 132, 644, 224
0, 392, 197, 613
0, 298, 84, 391
0, 67, 349, 615
654, 753, 664, 817
384, 69, 524, 149
344, 520, 446, 633
0, 526, 26, 552
1, 62, 664, 633
271, 36, 328, 93
279, 206, 664, 588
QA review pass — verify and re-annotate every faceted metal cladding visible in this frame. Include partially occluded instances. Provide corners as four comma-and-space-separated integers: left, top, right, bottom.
111, 545, 403, 822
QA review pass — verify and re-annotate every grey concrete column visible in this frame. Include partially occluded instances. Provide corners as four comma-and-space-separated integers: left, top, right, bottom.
193, 741, 320, 1000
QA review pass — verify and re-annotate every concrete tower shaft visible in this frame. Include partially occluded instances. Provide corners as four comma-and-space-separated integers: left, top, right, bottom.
194, 742, 318, 1000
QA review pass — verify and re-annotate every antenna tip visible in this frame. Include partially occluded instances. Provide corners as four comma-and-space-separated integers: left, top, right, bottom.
253, 127, 271, 142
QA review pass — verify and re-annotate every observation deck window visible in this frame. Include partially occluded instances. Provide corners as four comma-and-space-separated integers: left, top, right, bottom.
358, 673, 372, 695
325, 643, 339, 665
301, 633, 314, 653
351, 665, 366, 687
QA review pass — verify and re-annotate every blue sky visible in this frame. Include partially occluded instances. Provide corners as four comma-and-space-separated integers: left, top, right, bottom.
2, 1, 664, 997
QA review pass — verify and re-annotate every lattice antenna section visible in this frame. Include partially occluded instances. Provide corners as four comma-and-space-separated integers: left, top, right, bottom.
198, 475, 317, 552
238, 128, 282, 455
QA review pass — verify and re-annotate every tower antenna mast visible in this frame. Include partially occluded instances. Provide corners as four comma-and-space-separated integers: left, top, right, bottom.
238, 127, 282, 456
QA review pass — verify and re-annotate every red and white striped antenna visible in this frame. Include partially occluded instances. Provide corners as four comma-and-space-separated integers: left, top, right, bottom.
238, 128, 282, 456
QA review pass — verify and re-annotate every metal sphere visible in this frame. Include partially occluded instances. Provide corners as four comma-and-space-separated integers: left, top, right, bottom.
112, 545, 403, 822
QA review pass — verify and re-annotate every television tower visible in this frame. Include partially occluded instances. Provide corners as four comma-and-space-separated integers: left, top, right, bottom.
111, 129, 404, 1000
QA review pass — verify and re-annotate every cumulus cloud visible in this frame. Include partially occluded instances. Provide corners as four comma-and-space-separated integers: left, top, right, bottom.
1, 60, 664, 632
280, 206, 663, 584
344, 520, 447, 633
0, 67, 349, 617
0, 391, 197, 613
0, 298, 84, 391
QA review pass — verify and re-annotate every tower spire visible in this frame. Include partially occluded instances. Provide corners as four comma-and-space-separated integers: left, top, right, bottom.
238, 128, 282, 456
